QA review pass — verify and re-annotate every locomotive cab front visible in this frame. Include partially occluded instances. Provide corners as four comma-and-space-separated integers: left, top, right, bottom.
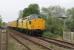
27, 14, 46, 36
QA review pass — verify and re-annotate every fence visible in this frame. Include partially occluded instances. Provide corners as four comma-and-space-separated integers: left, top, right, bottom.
63, 31, 74, 43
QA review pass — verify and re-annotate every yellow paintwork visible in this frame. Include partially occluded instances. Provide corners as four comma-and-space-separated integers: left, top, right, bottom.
8, 18, 46, 30
22, 19, 28, 29
31, 18, 45, 30
8, 21, 17, 27
22, 18, 45, 30
18, 20, 22, 28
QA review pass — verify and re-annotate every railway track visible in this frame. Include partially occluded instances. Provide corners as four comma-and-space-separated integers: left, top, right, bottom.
0, 29, 8, 50
9, 32, 31, 50
9, 29, 74, 50
37, 37, 74, 49
9, 30, 50, 50
40, 37, 74, 46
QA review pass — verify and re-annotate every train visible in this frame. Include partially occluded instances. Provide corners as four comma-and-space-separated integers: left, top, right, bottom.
8, 14, 46, 36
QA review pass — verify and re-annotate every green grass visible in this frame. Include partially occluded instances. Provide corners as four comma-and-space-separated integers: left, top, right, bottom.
43, 31, 56, 38
42, 31, 62, 38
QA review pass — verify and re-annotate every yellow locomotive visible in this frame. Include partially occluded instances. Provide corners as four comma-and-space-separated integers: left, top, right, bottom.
8, 14, 46, 36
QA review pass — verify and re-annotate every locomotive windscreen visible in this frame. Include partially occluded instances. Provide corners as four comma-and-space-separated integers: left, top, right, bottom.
29, 14, 41, 20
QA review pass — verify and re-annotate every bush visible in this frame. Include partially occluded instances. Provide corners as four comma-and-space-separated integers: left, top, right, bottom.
42, 31, 58, 38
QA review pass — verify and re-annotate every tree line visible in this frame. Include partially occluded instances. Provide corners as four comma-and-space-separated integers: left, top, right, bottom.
0, 15, 6, 28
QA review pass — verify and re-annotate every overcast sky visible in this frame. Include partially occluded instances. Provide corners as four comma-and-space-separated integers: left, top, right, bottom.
0, 0, 74, 22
